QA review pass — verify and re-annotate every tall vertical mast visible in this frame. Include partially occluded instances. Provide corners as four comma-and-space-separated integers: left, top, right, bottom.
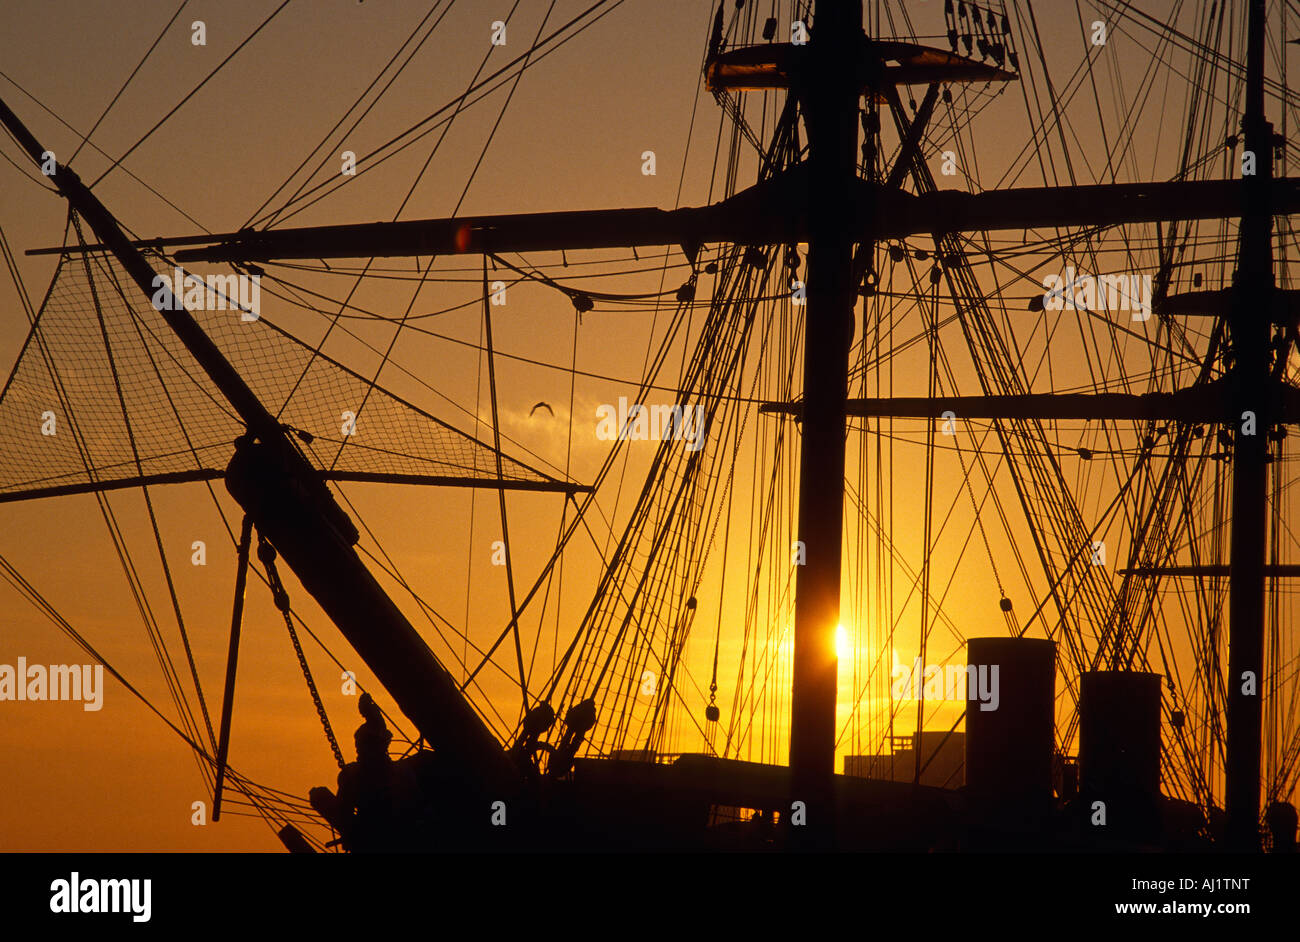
789, 0, 863, 839
1226, 0, 1274, 851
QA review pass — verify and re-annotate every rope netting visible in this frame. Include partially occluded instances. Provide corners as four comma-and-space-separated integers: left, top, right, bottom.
0, 235, 564, 499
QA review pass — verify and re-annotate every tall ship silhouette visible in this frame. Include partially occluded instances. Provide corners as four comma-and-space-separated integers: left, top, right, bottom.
1, 0, 1297, 852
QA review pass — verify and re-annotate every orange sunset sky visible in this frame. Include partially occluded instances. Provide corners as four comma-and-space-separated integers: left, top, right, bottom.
1, 0, 1295, 851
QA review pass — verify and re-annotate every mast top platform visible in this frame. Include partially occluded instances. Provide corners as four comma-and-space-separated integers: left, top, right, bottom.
705, 39, 1017, 96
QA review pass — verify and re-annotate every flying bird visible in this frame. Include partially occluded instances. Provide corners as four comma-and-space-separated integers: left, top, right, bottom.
529, 401, 554, 418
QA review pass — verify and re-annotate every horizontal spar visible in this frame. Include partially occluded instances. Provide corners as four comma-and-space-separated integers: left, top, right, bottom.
761, 384, 1300, 423
174, 206, 731, 264
133, 169, 817, 263
0, 469, 224, 503
886, 178, 1300, 237
0, 469, 590, 503
1119, 565, 1300, 578
320, 472, 592, 493
30, 173, 1300, 263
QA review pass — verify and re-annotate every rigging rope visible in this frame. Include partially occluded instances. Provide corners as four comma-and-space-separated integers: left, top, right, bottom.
246, 0, 457, 230
483, 256, 530, 711
90, 0, 294, 189
256, 533, 346, 770
257, 0, 626, 229
69, 0, 190, 164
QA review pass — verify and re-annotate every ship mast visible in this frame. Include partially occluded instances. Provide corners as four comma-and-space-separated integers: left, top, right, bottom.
1226, 0, 1274, 851
787, 0, 862, 842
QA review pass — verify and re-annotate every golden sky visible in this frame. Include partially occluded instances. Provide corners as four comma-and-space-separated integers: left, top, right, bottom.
1, 0, 1295, 851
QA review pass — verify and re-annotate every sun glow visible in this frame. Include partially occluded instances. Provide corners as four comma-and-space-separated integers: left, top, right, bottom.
835, 623, 850, 660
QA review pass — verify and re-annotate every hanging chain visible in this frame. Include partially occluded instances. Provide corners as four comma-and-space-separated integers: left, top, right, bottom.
257, 534, 346, 770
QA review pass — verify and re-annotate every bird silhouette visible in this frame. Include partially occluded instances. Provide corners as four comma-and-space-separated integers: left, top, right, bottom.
529, 401, 554, 418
